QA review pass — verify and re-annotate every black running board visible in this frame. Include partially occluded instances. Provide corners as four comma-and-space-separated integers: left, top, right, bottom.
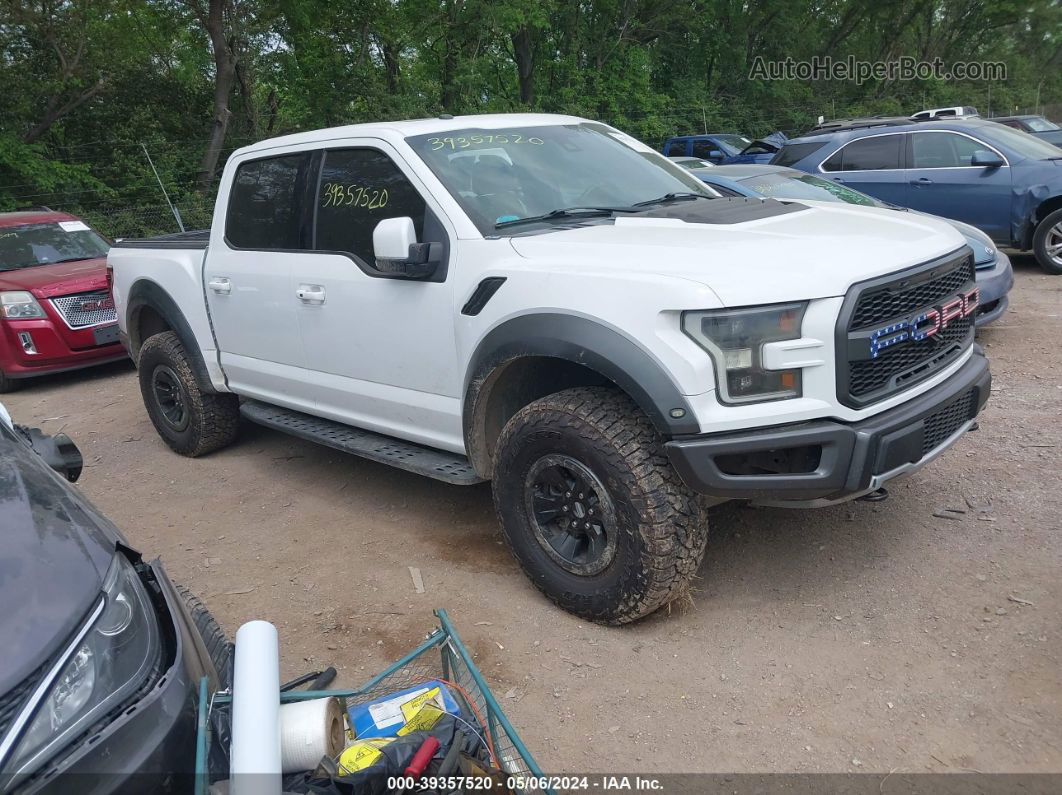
239, 400, 485, 485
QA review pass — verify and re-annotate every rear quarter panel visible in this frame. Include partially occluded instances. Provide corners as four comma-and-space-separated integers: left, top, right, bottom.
108, 246, 226, 390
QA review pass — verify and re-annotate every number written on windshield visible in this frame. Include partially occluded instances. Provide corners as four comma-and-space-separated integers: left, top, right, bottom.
320, 183, 389, 210
427, 134, 545, 150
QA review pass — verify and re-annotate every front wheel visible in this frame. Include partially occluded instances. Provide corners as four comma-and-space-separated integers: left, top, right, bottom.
1033, 207, 1062, 275
491, 387, 709, 625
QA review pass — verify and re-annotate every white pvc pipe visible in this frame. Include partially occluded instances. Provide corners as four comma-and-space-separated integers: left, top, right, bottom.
230, 620, 282, 795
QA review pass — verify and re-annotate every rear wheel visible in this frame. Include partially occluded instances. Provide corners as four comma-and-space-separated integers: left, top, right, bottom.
177, 585, 233, 688
1033, 207, 1062, 275
0, 370, 22, 393
491, 387, 709, 625
138, 331, 240, 456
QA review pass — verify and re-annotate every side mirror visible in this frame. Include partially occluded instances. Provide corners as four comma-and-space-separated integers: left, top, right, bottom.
708, 149, 724, 162
971, 150, 1004, 168
372, 217, 440, 279
18, 426, 83, 482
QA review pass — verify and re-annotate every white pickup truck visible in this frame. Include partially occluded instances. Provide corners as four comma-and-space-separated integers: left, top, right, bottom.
109, 113, 991, 624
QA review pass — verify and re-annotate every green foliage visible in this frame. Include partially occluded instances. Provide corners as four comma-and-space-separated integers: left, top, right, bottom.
0, 0, 1059, 235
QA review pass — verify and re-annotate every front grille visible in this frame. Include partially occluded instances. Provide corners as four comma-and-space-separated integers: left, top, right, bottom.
50, 290, 117, 328
850, 260, 973, 328
838, 252, 976, 407
921, 390, 976, 457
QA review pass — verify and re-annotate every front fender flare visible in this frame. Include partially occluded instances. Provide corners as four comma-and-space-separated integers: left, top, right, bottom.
462, 313, 699, 470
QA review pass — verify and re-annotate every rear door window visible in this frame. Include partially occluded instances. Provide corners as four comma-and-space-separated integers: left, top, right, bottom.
823, 135, 902, 171
226, 153, 314, 249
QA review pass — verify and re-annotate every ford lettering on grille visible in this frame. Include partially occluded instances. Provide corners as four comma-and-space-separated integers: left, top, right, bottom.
867, 287, 978, 359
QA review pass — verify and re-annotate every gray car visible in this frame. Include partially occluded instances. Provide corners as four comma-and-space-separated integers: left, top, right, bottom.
0, 405, 229, 793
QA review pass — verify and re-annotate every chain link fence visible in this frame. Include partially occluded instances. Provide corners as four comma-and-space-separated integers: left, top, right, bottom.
79, 203, 213, 241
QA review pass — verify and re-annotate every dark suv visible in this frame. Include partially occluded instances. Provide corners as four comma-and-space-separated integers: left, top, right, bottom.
774, 117, 1062, 274
0, 407, 229, 793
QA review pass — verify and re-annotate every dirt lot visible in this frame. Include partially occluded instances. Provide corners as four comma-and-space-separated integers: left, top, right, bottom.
4, 255, 1060, 775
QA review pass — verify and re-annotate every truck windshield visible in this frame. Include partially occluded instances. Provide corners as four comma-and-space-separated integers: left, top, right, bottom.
0, 221, 109, 272
406, 123, 715, 234
739, 172, 881, 207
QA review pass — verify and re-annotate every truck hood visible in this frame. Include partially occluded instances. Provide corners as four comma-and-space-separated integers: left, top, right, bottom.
0, 256, 109, 299
0, 424, 116, 695
508, 201, 967, 306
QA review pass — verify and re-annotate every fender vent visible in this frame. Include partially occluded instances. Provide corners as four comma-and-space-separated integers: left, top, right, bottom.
461, 277, 507, 316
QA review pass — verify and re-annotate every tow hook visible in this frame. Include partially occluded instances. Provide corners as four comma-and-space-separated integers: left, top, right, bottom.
858, 487, 889, 503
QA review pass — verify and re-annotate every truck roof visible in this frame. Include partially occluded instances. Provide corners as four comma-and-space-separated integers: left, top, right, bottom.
235, 113, 592, 157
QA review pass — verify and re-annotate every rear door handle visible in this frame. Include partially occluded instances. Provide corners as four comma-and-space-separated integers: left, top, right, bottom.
296, 284, 326, 304
909, 177, 933, 187
208, 277, 231, 294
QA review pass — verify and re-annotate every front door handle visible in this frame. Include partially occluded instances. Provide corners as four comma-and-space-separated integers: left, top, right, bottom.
831, 177, 846, 183
296, 284, 326, 304
208, 277, 231, 294
909, 177, 933, 187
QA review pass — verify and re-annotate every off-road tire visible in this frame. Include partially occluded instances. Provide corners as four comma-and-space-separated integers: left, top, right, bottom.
138, 331, 239, 456
1033, 207, 1062, 275
0, 370, 22, 393
492, 387, 709, 625
177, 584, 233, 689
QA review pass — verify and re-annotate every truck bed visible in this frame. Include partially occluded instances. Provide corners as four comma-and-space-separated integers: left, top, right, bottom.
112, 229, 210, 249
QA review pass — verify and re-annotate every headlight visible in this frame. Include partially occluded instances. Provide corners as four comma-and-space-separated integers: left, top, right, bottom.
3, 555, 161, 782
682, 302, 807, 404
0, 291, 46, 319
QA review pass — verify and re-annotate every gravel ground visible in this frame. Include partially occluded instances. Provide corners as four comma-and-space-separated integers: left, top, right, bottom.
4, 254, 1060, 776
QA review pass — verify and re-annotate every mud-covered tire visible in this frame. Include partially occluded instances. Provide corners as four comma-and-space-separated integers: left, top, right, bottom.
177, 584, 233, 689
0, 370, 22, 393
137, 331, 239, 456
491, 387, 709, 625
1033, 207, 1062, 275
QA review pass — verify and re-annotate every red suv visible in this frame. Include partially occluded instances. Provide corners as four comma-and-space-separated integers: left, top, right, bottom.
0, 209, 126, 391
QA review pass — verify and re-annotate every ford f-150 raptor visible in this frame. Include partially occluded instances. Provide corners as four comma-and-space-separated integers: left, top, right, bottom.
108, 114, 991, 624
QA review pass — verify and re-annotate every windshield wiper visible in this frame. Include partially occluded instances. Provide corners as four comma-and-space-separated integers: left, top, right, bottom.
631, 192, 713, 208
494, 206, 637, 230
47, 256, 97, 265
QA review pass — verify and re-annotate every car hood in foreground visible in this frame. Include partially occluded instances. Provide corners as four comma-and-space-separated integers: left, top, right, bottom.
508, 200, 967, 306
0, 425, 116, 694
0, 256, 109, 299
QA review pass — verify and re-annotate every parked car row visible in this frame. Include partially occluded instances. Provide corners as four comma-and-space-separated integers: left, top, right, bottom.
678, 163, 1013, 326
770, 115, 1062, 274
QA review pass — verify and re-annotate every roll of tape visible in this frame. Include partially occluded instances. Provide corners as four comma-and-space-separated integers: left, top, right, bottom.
279, 697, 344, 773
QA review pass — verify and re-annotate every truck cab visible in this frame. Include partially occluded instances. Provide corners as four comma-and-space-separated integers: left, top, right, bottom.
109, 114, 991, 624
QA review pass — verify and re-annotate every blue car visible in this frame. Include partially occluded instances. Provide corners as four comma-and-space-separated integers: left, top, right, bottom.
661, 132, 786, 165
681, 163, 1013, 327
772, 117, 1062, 274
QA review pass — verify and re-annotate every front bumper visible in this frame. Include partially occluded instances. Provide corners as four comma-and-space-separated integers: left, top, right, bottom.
0, 316, 126, 379
667, 350, 991, 506
973, 252, 1013, 327
25, 559, 219, 794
